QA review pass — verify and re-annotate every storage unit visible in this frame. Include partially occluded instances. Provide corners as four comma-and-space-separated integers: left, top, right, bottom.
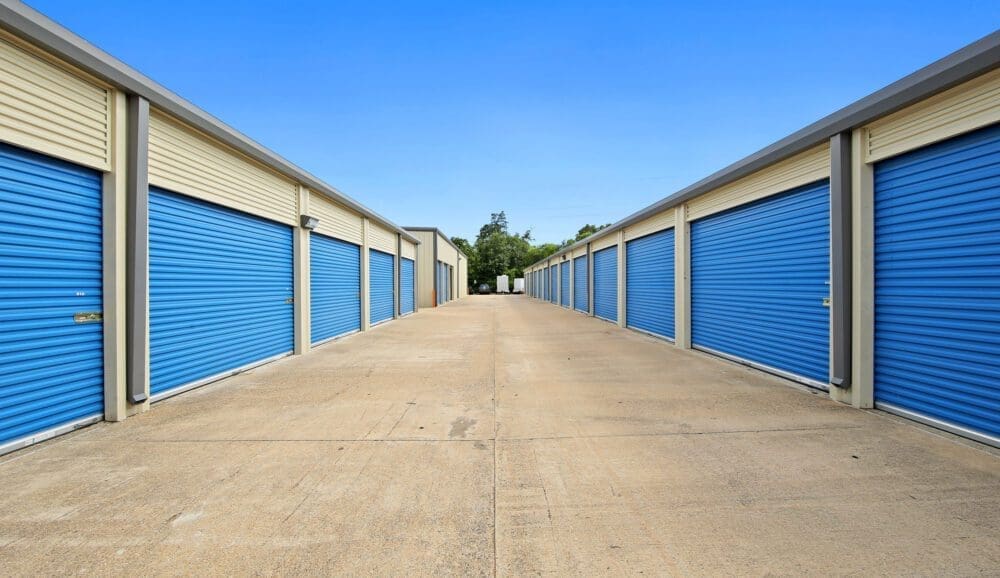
573, 255, 588, 312
626, 228, 675, 340
403, 227, 466, 308
560, 262, 570, 307
0, 142, 105, 449
149, 187, 294, 398
400, 257, 415, 315
310, 233, 361, 343
593, 246, 618, 322
690, 180, 830, 386
369, 248, 395, 326
872, 123, 1000, 444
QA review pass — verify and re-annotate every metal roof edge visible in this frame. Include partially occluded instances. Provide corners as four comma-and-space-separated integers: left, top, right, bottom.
527, 30, 1000, 269
0, 0, 420, 245
402, 227, 468, 258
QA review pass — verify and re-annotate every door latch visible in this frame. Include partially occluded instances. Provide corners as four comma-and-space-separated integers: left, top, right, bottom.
822, 297, 831, 308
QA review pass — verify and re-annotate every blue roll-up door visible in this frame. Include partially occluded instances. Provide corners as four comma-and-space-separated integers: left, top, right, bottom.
626, 228, 675, 339
593, 246, 618, 322
560, 262, 570, 307
0, 143, 104, 450
874, 123, 1000, 445
574, 255, 588, 312
401, 257, 415, 315
149, 188, 293, 397
436, 262, 443, 305
310, 233, 360, 343
691, 180, 830, 386
549, 266, 558, 304
370, 249, 395, 325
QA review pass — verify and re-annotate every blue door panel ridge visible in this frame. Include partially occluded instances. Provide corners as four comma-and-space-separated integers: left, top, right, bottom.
574, 255, 588, 312
593, 246, 618, 322
874, 122, 1000, 442
370, 249, 395, 325
626, 228, 675, 339
401, 257, 415, 314
0, 142, 104, 446
691, 180, 830, 384
149, 187, 294, 396
311, 233, 361, 343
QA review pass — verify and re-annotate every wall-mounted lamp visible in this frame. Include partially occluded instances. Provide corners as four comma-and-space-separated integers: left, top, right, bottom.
300, 215, 319, 230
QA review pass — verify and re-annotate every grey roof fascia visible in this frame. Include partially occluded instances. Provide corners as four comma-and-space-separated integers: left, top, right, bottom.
402, 227, 468, 258
0, 0, 420, 245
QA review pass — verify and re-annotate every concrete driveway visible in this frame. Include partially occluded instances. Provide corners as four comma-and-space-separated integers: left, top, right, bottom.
1, 296, 998, 575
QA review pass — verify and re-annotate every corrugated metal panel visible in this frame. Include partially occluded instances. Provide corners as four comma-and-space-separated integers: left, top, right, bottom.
624, 210, 675, 242
560, 262, 570, 307
309, 190, 363, 245
549, 265, 558, 304
149, 187, 293, 396
401, 257, 415, 315
436, 262, 444, 305
691, 180, 830, 386
571, 246, 588, 259
593, 246, 618, 322
0, 35, 111, 172
148, 110, 298, 226
310, 233, 360, 343
369, 249, 394, 325
368, 222, 396, 255
400, 239, 416, 260
687, 144, 830, 221
413, 230, 435, 308
591, 234, 619, 252
0, 142, 103, 448
437, 233, 457, 266
867, 68, 1000, 164
573, 255, 588, 312
873, 123, 1000, 445
458, 258, 467, 298
626, 228, 675, 339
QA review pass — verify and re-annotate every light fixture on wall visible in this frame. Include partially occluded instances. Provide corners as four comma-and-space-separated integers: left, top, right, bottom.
300, 215, 319, 230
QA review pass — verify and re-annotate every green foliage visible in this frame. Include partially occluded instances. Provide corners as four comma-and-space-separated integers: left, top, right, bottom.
455, 211, 565, 291
561, 223, 611, 247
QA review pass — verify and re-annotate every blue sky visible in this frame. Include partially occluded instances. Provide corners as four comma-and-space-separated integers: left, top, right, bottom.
27, 1, 999, 244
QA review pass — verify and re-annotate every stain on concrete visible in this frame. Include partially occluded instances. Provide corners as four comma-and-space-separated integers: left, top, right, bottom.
449, 416, 477, 438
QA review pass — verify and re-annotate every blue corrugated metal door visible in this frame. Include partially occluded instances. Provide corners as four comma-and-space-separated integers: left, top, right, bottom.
0, 143, 104, 449
542, 267, 548, 301
626, 229, 675, 339
401, 257, 415, 315
690, 180, 830, 385
593, 246, 618, 322
549, 266, 558, 304
370, 249, 395, 325
874, 123, 1000, 445
310, 233, 360, 343
149, 188, 293, 397
436, 262, 443, 305
574, 255, 588, 312
560, 262, 570, 307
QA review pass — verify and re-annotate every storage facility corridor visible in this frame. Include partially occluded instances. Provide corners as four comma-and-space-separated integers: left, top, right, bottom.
0, 296, 996, 576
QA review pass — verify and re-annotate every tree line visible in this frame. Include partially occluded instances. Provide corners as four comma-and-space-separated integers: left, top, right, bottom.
452, 211, 609, 292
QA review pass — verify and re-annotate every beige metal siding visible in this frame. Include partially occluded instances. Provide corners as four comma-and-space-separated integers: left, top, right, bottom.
458, 259, 468, 298
368, 222, 396, 254
591, 234, 619, 252
865, 68, 1000, 163
310, 190, 363, 245
437, 233, 458, 266
572, 246, 588, 259
0, 34, 111, 171
148, 110, 297, 225
624, 210, 675, 241
686, 144, 830, 221
413, 231, 436, 308
401, 239, 416, 260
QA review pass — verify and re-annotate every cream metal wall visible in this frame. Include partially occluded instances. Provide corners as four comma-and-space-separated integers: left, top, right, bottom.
524, 43, 1000, 447
458, 258, 468, 297
410, 230, 437, 308
0, 8, 425, 453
